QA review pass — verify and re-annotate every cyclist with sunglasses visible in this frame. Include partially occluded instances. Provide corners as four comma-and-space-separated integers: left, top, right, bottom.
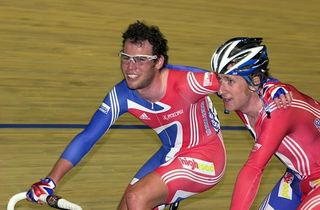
26, 20, 227, 210
26, 21, 290, 210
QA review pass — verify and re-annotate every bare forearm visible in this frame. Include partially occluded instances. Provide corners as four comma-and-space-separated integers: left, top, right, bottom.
47, 158, 74, 184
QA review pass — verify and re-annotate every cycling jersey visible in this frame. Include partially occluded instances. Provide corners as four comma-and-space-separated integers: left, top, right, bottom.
231, 83, 320, 210
61, 65, 226, 203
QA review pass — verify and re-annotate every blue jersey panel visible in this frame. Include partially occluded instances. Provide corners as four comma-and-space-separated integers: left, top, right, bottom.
61, 80, 130, 165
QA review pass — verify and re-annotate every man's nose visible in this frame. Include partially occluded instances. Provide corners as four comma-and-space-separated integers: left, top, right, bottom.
127, 59, 136, 69
217, 84, 225, 96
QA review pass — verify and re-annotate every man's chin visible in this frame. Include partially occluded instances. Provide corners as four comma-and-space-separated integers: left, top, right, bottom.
224, 105, 235, 112
125, 81, 138, 90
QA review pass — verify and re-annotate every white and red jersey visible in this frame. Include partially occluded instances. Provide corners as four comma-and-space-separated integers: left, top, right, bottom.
127, 69, 223, 154
61, 67, 224, 165
231, 83, 320, 210
61, 66, 226, 203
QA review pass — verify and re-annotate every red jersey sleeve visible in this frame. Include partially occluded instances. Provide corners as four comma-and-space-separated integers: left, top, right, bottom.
230, 106, 294, 210
186, 71, 220, 95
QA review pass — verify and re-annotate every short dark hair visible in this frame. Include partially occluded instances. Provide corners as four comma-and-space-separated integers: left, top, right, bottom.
122, 20, 169, 67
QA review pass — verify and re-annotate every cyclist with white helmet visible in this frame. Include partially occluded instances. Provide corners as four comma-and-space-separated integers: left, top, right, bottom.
211, 37, 320, 210
24, 25, 293, 210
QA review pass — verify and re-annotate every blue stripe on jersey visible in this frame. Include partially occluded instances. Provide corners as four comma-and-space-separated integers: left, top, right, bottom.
157, 124, 178, 148
61, 110, 112, 165
61, 80, 129, 166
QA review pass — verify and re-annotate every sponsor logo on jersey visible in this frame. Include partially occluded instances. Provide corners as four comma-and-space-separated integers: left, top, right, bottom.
200, 102, 212, 136
179, 157, 215, 176
203, 72, 213, 87
205, 96, 221, 133
99, 102, 110, 115
139, 113, 151, 120
208, 109, 220, 133
314, 118, 320, 130
162, 109, 183, 121
311, 178, 320, 188
278, 172, 294, 199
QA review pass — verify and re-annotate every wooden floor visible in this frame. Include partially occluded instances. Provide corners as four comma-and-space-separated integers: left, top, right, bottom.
1, 0, 319, 209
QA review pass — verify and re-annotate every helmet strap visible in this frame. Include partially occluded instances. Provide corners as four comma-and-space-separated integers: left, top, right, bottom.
243, 75, 255, 87
247, 79, 271, 119
252, 87, 271, 119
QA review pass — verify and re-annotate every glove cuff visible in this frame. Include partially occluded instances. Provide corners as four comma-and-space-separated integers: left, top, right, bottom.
42, 177, 56, 189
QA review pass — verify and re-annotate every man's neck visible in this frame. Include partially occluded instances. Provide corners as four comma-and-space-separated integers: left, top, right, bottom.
241, 91, 263, 125
137, 68, 168, 103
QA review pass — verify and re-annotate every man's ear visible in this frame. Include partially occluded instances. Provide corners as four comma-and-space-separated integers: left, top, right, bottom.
155, 55, 165, 70
252, 75, 261, 86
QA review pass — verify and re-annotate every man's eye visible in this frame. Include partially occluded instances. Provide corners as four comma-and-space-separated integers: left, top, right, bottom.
121, 55, 131, 61
135, 56, 148, 62
224, 77, 234, 84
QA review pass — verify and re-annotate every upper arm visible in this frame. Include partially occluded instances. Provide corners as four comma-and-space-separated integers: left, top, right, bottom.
187, 71, 220, 95
61, 84, 129, 166
247, 107, 293, 169
230, 107, 294, 209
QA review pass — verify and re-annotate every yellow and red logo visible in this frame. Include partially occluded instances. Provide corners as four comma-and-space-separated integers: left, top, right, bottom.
179, 157, 215, 176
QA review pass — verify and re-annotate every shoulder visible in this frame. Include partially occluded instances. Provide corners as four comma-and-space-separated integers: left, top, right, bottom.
102, 80, 132, 102
166, 64, 209, 73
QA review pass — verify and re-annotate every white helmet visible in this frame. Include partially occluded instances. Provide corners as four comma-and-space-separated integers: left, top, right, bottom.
211, 37, 269, 83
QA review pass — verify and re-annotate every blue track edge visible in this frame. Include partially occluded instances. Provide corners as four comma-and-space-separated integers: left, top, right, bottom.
0, 124, 246, 130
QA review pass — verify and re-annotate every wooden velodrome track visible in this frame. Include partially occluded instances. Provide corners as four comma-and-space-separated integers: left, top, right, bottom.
1, 0, 319, 209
